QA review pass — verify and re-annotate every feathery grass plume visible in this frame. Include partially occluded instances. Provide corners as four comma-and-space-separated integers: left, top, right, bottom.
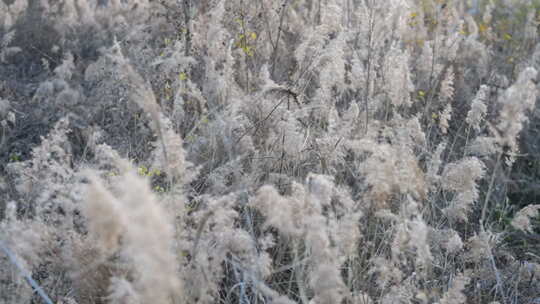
461, 35, 489, 81
319, 31, 347, 93
430, 227, 464, 258
320, 0, 343, 32
105, 39, 192, 182
357, 140, 426, 207
0, 1, 12, 29
441, 157, 485, 222
443, 230, 464, 255
440, 67, 455, 102
271, 110, 306, 157
511, 205, 540, 233
106, 40, 160, 121
193, 0, 224, 58
57, 296, 78, 304
409, 216, 433, 269
293, 25, 326, 78
496, 67, 538, 152
427, 141, 447, 188
305, 177, 346, 304
255, 175, 350, 304
254, 184, 303, 238
309, 263, 346, 304
198, 1, 245, 107
150, 114, 190, 182
439, 103, 452, 135
54, 52, 76, 80
332, 187, 363, 259
66, 234, 116, 303
1, 117, 90, 301
0, 98, 10, 124
115, 166, 182, 303
351, 292, 373, 304
368, 257, 403, 290
1, 30, 21, 63
417, 41, 442, 84
439, 274, 470, 304
466, 85, 489, 131
465, 136, 499, 157
182, 192, 274, 304
83, 164, 182, 304
466, 231, 499, 263
0, 202, 48, 304
440, 30, 462, 62
1, 0, 27, 29
403, 116, 427, 147
386, 195, 432, 274
380, 282, 416, 304
82, 173, 126, 254
438, 67, 455, 134
384, 45, 415, 107
350, 55, 367, 93
106, 277, 141, 304
4, 117, 77, 229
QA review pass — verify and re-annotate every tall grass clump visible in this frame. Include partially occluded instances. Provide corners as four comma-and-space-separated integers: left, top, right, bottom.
1, 0, 539, 303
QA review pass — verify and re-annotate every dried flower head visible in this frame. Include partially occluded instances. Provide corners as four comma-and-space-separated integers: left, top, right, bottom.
511, 205, 540, 233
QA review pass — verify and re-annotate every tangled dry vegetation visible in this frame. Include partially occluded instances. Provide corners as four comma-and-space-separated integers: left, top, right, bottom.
1, 0, 540, 303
